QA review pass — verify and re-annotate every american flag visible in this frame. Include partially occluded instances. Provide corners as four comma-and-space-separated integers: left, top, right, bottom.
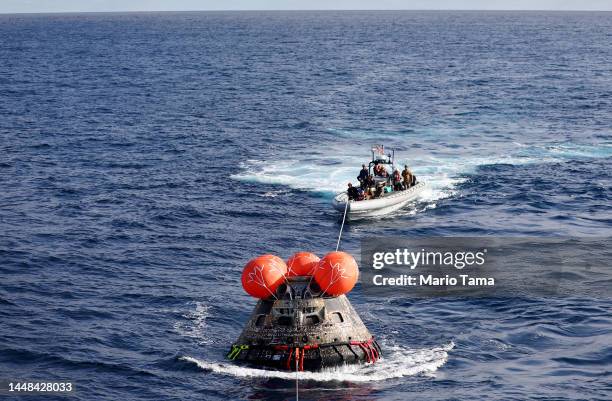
372, 144, 384, 155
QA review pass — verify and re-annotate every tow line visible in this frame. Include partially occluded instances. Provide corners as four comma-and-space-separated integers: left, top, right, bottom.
336, 197, 349, 251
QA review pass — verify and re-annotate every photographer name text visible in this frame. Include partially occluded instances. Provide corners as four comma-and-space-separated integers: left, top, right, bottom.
371, 248, 495, 287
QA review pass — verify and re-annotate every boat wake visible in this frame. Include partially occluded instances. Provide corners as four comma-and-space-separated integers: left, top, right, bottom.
180, 341, 454, 382
230, 140, 612, 208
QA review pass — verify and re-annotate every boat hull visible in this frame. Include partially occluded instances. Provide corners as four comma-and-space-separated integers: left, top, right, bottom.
332, 182, 426, 219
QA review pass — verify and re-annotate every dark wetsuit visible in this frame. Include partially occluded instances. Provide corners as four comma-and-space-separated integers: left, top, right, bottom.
357, 168, 369, 183
347, 186, 359, 200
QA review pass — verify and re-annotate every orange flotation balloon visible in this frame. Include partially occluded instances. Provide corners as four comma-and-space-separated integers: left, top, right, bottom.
241, 254, 287, 299
286, 252, 320, 277
314, 251, 359, 296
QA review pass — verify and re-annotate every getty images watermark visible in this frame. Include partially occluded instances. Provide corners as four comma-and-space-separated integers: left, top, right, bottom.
360, 237, 611, 298
372, 246, 489, 286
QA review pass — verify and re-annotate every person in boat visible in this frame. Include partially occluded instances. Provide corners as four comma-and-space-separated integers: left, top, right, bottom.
347, 182, 360, 201
365, 174, 375, 189
374, 183, 384, 198
356, 187, 365, 201
402, 165, 413, 189
374, 163, 388, 177
392, 169, 403, 191
373, 163, 380, 177
357, 164, 369, 188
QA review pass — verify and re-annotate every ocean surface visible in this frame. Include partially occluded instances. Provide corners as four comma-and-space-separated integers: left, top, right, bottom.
1, 11, 611, 400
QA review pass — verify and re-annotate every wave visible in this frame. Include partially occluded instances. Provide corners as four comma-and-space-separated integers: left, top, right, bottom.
179, 341, 453, 382
517, 142, 612, 159
0, 347, 156, 377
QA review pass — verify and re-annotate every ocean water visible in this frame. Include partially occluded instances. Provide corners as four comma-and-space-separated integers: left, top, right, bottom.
1, 10, 611, 400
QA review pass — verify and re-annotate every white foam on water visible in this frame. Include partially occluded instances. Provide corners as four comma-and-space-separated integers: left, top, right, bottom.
533, 142, 612, 159
180, 341, 454, 382
231, 151, 530, 205
258, 189, 292, 198
230, 140, 610, 210
174, 302, 211, 345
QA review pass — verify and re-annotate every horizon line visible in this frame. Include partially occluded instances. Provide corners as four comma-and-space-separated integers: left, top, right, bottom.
1, 9, 612, 15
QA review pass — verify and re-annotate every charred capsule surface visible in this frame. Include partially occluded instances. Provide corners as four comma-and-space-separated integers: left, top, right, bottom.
229, 277, 381, 371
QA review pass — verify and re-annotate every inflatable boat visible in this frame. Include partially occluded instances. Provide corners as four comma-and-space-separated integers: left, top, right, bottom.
332, 145, 426, 219
333, 181, 426, 219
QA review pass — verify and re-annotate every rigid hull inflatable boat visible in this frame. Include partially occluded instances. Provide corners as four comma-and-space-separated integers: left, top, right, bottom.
332, 145, 426, 219
333, 181, 426, 219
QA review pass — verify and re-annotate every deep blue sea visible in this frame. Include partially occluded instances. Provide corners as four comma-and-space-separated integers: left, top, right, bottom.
1, 11, 611, 400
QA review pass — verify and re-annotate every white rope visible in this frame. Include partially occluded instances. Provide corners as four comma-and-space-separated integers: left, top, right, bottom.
336, 196, 350, 251
306, 194, 350, 295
